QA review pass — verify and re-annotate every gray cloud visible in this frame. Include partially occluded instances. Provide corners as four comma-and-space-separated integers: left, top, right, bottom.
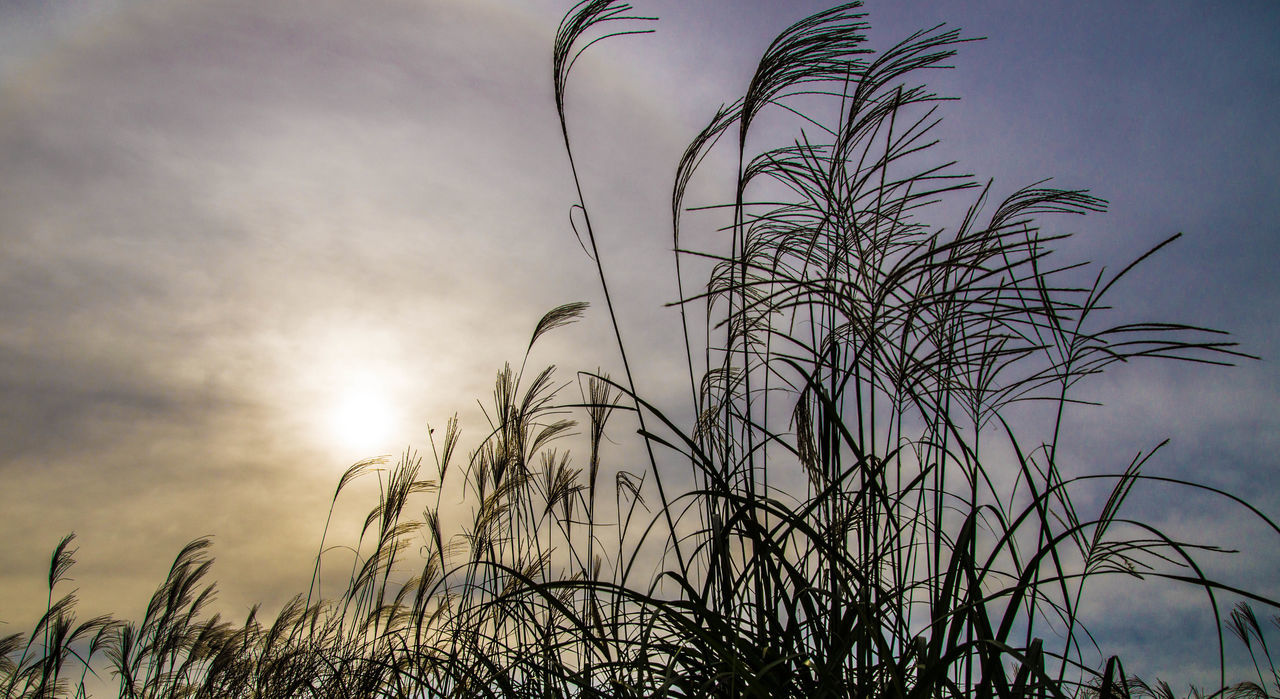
0, 0, 649, 622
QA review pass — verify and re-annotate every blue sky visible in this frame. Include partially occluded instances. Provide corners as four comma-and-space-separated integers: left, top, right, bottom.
0, 0, 1277, 691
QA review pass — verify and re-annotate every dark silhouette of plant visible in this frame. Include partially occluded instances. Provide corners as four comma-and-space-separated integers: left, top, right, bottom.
3, 2, 1277, 697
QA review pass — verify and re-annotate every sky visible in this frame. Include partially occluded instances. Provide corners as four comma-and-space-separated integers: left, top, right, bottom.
1, 0, 1278, 691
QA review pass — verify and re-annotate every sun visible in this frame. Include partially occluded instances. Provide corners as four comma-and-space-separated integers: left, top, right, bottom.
329, 379, 396, 454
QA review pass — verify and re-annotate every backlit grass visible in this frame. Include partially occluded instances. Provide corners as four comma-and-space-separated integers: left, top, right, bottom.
4, 2, 1278, 697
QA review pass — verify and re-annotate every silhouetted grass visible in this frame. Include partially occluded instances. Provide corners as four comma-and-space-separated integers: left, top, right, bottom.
4, 2, 1278, 697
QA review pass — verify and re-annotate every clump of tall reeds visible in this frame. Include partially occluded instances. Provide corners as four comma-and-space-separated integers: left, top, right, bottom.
3, 2, 1278, 697
544, 2, 1279, 696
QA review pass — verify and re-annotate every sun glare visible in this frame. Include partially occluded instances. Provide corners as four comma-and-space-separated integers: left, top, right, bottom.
329, 381, 395, 454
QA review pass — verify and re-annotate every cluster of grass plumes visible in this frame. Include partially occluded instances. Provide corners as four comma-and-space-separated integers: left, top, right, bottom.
4, 1, 1280, 697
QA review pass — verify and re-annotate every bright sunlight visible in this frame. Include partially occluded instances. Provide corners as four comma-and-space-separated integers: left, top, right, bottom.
328, 377, 396, 454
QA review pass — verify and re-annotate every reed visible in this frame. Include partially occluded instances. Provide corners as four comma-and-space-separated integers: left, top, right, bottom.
4, 2, 1277, 697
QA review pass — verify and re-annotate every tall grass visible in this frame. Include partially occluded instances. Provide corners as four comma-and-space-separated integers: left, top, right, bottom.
4, 2, 1278, 697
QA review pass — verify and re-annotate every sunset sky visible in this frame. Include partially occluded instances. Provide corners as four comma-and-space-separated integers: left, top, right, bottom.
1, 0, 1277, 689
